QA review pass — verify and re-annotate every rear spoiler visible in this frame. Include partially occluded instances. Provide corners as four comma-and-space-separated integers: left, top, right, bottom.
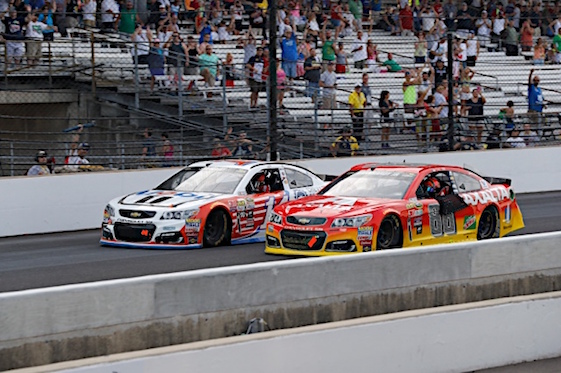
482, 176, 512, 187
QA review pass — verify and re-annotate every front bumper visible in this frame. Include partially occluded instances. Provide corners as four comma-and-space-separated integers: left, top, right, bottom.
264, 223, 374, 256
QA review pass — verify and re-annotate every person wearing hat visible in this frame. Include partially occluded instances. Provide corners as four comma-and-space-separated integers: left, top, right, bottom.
27, 150, 53, 176
66, 124, 91, 167
280, 22, 298, 83
348, 84, 366, 141
331, 126, 359, 157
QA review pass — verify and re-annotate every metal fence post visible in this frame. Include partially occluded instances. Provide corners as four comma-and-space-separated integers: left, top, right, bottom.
48, 42, 52, 87
178, 64, 183, 119
180, 126, 184, 165
10, 142, 14, 177
314, 97, 319, 151
4, 42, 8, 87
90, 32, 96, 95
134, 43, 139, 109
222, 64, 228, 134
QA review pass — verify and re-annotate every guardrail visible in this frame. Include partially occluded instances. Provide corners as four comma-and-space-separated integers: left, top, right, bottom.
2, 232, 561, 371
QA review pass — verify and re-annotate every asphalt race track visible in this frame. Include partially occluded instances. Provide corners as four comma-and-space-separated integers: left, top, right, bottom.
1, 192, 560, 294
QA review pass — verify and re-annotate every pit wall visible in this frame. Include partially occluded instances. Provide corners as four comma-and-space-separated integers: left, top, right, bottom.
13, 292, 561, 373
1, 146, 559, 238
2, 232, 561, 370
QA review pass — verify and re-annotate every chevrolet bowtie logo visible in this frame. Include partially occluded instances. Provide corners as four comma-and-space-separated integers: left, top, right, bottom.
130, 211, 142, 218
297, 218, 311, 224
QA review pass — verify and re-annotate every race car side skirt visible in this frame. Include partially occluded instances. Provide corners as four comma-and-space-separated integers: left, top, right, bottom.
99, 239, 203, 250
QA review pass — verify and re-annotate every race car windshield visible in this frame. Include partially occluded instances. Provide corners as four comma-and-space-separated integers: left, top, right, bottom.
321, 169, 416, 199
174, 167, 247, 194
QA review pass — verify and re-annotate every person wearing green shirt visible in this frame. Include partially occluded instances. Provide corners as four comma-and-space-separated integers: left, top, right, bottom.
382, 52, 402, 72
117, 0, 140, 34
348, 0, 363, 30
320, 24, 336, 64
553, 28, 561, 63
199, 45, 220, 95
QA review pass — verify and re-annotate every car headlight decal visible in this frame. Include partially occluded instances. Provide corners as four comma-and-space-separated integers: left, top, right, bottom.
104, 204, 115, 217
331, 214, 372, 228
161, 209, 199, 220
269, 212, 283, 224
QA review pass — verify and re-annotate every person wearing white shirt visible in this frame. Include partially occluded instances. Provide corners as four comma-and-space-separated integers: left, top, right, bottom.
26, 12, 52, 66
466, 31, 479, 66
82, 0, 97, 28
351, 30, 368, 69
506, 128, 526, 148
492, 13, 506, 47
476, 10, 491, 46
101, 0, 120, 29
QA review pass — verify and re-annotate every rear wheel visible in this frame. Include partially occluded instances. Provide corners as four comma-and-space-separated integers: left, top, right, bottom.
376, 215, 402, 250
477, 207, 500, 240
203, 210, 231, 247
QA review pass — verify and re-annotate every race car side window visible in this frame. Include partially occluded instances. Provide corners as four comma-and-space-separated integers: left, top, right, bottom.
452, 172, 481, 193
285, 168, 314, 189
245, 169, 284, 194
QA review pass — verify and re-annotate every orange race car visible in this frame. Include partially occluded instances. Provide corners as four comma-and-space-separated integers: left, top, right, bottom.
265, 163, 525, 256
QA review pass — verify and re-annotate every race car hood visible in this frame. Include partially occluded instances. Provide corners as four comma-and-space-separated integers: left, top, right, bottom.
118, 190, 226, 208
279, 195, 396, 218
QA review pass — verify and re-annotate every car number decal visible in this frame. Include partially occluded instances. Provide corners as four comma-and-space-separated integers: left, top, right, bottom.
428, 204, 456, 237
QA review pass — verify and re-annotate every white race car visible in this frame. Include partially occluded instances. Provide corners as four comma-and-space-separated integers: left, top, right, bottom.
100, 160, 327, 249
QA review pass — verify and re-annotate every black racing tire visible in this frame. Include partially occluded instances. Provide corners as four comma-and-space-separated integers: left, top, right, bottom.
376, 215, 403, 250
477, 206, 500, 240
203, 209, 231, 247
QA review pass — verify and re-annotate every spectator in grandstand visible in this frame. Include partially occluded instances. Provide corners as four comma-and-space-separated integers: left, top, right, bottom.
340, 3, 355, 37
81, 0, 96, 28
398, 4, 414, 36
528, 69, 545, 126
532, 37, 545, 65
131, 25, 152, 64
247, 46, 265, 108
378, 90, 398, 148
361, 72, 375, 130
366, 40, 380, 72
466, 31, 479, 66
459, 66, 474, 112
161, 132, 174, 166
241, 32, 257, 65
520, 19, 534, 52
418, 70, 432, 97
58, 0, 80, 37
27, 150, 52, 176
231, 131, 254, 158
456, 2, 474, 35
382, 52, 402, 72
320, 24, 336, 65
429, 37, 448, 64
2, 7, 25, 67
37, 2, 55, 40
491, 11, 505, 49
466, 86, 486, 143
348, 84, 366, 141
454, 130, 481, 151
101, 0, 119, 30
348, 0, 363, 32
499, 100, 515, 131
503, 20, 519, 56
553, 28, 561, 63
548, 14, 561, 37
528, 3, 541, 37
330, 126, 359, 157
280, 24, 298, 83
381, 6, 398, 35
68, 142, 91, 165
147, 0, 162, 29
521, 123, 540, 147
334, 41, 347, 74
420, 5, 436, 33
414, 32, 427, 64
141, 129, 157, 164
485, 125, 508, 149
147, 39, 165, 93
303, 47, 321, 104
277, 59, 287, 113
402, 69, 421, 113
117, 0, 141, 35
433, 84, 449, 128
25, 11, 53, 66
475, 10, 492, 46
351, 29, 368, 69
431, 59, 447, 88
222, 52, 235, 87
184, 36, 199, 75
211, 136, 232, 158
506, 127, 526, 148
230, 0, 244, 35
199, 44, 220, 97
319, 61, 337, 109
329, 0, 344, 37
249, 8, 266, 37
442, 0, 457, 29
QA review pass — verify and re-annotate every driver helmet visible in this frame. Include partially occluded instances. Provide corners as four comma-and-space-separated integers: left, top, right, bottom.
255, 173, 267, 192
424, 177, 441, 196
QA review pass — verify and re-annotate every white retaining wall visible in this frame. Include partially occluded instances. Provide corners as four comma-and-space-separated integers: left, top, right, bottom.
0, 147, 559, 237
17, 292, 561, 373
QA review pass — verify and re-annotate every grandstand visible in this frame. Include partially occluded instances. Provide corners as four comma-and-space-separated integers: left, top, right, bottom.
1, 7, 561, 175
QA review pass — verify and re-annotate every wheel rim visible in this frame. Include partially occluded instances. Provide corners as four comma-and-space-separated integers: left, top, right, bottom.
478, 209, 496, 239
377, 219, 395, 249
205, 212, 225, 242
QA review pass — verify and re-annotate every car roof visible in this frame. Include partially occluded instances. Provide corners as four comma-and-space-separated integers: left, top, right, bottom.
350, 162, 468, 173
187, 159, 265, 169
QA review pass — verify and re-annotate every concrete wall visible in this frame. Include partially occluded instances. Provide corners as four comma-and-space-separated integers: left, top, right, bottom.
1, 146, 559, 237
14, 293, 561, 373
2, 232, 561, 370
0, 168, 179, 237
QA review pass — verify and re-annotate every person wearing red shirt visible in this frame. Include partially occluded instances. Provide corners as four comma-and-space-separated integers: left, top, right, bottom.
211, 137, 232, 158
399, 4, 414, 36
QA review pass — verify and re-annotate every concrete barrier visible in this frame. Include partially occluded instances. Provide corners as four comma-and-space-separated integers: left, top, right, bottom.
3, 232, 561, 370
1, 147, 560, 237
13, 292, 561, 373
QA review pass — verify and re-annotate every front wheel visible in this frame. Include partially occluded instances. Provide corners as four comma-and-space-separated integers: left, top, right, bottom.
376, 215, 402, 250
477, 207, 499, 240
203, 210, 230, 247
